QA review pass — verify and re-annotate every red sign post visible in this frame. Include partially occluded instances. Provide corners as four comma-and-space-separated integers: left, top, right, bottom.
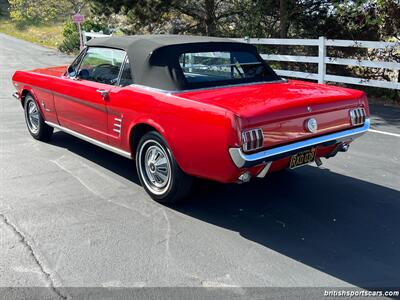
72, 13, 85, 51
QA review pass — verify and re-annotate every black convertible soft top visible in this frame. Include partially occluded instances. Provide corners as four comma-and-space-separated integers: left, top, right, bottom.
86, 35, 279, 91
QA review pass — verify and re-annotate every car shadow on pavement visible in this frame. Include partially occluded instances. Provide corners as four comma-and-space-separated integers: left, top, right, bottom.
50, 131, 400, 289
50, 131, 142, 184
179, 167, 400, 289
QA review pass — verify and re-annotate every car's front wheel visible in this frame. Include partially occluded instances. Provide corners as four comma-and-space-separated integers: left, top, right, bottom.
24, 94, 53, 141
136, 131, 192, 204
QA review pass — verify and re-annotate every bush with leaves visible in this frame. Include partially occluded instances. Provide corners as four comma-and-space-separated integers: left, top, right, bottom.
9, 0, 66, 24
58, 19, 108, 53
8, 0, 87, 25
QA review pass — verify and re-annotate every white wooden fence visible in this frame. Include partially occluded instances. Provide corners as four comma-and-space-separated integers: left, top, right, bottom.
82, 31, 111, 46
234, 37, 400, 90
83, 31, 400, 90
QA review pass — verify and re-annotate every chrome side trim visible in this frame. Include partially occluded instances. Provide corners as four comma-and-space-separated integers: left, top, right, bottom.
256, 162, 272, 178
12, 92, 20, 100
229, 119, 370, 168
130, 79, 287, 95
113, 117, 123, 136
45, 121, 132, 159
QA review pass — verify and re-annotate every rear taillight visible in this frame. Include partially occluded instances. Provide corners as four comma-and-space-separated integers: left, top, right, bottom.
349, 108, 366, 126
241, 128, 264, 152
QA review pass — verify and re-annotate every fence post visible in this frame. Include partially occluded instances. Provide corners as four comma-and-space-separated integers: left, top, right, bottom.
82, 31, 87, 47
318, 36, 326, 84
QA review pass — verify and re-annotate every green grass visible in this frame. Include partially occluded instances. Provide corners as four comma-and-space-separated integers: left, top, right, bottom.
0, 18, 64, 49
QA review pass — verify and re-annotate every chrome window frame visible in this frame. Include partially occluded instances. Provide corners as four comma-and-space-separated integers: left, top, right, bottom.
73, 47, 128, 86
116, 54, 134, 87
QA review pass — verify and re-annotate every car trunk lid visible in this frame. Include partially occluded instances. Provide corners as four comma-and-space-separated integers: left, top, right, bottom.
179, 80, 367, 148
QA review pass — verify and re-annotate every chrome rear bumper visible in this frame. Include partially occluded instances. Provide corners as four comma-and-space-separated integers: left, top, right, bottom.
229, 119, 370, 168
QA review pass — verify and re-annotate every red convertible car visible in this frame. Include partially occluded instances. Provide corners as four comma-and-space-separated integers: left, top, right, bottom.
12, 35, 369, 203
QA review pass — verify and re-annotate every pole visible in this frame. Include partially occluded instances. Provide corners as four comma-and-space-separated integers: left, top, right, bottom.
77, 22, 84, 51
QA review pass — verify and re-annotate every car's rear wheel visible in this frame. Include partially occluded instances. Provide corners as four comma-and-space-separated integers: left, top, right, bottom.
24, 94, 53, 141
136, 131, 192, 204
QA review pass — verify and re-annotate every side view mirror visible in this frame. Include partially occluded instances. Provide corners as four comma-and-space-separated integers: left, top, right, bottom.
77, 69, 90, 80
67, 66, 76, 78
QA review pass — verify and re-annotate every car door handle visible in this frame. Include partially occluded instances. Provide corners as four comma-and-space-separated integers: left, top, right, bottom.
96, 89, 109, 98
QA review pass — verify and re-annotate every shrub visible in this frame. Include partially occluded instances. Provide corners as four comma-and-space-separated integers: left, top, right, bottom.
58, 19, 108, 53
8, 0, 65, 25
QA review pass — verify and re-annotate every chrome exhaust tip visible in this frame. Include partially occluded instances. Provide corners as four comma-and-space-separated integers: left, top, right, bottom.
325, 142, 350, 159
238, 172, 251, 183
338, 142, 350, 152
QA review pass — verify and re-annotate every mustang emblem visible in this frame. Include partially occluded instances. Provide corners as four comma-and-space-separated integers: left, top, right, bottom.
306, 118, 318, 133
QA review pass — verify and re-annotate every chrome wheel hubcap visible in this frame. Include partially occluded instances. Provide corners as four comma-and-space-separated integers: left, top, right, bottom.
139, 141, 171, 195
27, 100, 39, 134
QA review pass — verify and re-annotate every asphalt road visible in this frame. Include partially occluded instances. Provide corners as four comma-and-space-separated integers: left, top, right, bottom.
1, 33, 400, 299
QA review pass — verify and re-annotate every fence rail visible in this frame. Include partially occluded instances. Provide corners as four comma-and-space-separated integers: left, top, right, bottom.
82, 31, 111, 46
83, 32, 400, 90
234, 36, 400, 90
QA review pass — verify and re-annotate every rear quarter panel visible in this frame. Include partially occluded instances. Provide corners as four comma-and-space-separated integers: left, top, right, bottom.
112, 87, 239, 183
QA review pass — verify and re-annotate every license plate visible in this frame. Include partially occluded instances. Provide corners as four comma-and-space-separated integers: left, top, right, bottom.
289, 148, 316, 169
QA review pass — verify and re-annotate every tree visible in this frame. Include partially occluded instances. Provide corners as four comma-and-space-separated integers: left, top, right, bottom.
168, 0, 246, 36
68, 0, 88, 13
9, 0, 87, 24
89, 0, 400, 43
90, 0, 250, 36
279, 0, 288, 38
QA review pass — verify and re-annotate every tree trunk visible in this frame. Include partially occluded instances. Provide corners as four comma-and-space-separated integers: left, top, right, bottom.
279, 0, 289, 69
204, 0, 216, 36
279, 0, 288, 38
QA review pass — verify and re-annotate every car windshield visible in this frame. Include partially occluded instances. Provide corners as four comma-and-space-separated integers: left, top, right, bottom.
178, 51, 277, 85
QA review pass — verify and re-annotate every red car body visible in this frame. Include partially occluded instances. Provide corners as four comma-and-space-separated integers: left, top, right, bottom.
11, 35, 370, 201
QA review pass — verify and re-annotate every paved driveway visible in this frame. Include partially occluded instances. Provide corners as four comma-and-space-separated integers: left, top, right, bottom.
1, 33, 399, 299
